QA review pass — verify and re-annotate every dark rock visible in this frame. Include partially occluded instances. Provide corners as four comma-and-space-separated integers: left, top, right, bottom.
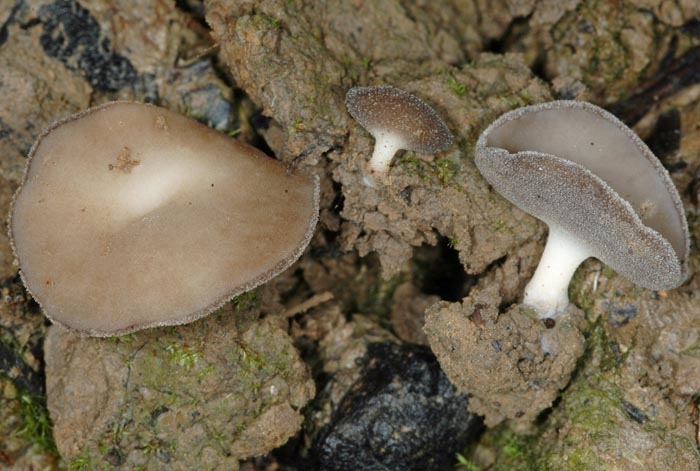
312, 342, 482, 471
38, 0, 137, 92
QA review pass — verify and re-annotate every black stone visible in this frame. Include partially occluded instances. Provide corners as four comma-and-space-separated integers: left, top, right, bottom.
312, 342, 482, 471
37, 0, 137, 92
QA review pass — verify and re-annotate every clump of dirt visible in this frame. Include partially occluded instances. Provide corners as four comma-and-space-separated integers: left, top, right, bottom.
44, 304, 314, 471
508, 0, 700, 103
536, 323, 700, 470
330, 53, 551, 279
470, 323, 700, 471
627, 0, 700, 27
206, 0, 551, 279
390, 281, 439, 345
424, 285, 586, 427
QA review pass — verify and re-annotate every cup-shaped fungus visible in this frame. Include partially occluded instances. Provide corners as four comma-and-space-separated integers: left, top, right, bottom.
475, 100, 689, 318
345, 85, 453, 183
10, 102, 319, 336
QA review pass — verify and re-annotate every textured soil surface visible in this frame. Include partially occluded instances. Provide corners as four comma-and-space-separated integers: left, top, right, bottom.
2, 1, 700, 470
45, 304, 315, 470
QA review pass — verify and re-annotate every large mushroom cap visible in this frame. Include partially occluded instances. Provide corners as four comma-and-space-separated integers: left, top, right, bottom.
345, 85, 453, 154
475, 100, 689, 290
10, 102, 319, 336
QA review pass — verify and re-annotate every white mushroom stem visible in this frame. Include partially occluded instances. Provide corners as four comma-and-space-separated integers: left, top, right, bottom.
523, 225, 591, 319
367, 132, 405, 182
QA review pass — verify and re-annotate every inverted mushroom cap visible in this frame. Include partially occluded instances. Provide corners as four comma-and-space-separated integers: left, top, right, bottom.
10, 102, 319, 336
345, 85, 453, 154
475, 100, 689, 291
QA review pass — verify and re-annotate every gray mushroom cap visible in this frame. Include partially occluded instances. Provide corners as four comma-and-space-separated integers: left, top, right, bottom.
475, 100, 689, 290
345, 85, 454, 154
9, 102, 320, 336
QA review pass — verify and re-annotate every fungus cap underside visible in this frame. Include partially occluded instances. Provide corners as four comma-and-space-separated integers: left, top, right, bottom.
475, 100, 689, 290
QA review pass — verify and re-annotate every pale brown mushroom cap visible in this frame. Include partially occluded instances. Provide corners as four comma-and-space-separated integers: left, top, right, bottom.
475, 100, 689, 290
345, 85, 453, 153
10, 102, 319, 336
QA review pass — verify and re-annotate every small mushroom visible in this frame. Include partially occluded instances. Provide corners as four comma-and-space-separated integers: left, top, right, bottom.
475, 100, 689, 318
345, 85, 453, 183
9, 102, 319, 336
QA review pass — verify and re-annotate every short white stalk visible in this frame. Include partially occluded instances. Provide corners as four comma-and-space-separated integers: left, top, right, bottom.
523, 225, 591, 319
366, 133, 405, 183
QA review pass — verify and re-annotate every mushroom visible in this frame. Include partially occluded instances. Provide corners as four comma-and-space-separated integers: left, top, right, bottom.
345, 85, 453, 183
9, 102, 319, 336
475, 100, 689, 318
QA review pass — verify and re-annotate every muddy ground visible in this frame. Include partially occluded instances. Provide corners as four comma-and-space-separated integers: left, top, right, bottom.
1, 0, 700, 470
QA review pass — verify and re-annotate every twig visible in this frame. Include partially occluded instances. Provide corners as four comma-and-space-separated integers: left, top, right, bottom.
282, 292, 334, 318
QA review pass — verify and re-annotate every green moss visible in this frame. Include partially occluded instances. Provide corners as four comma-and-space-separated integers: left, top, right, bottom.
15, 390, 58, 456
435, 157, 459, 185
233, 342, 268, 376
447, 76, 467, 97
251, 13, 281, 30
292, 118, 305, 132
600, 266, 616, 278
396, 151, 463, 186
68, 451, 93, 470
472, 424, 539, 471
491, 219, 506, 232
233, 290, 260, 312
396, 152, 430, 181
680, 338, 700, 357
164, 344, 200, 371
354, 273, 404, 319
455, 452, 483, 471
447, 235, 458, 249
568, 266, 594, 315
